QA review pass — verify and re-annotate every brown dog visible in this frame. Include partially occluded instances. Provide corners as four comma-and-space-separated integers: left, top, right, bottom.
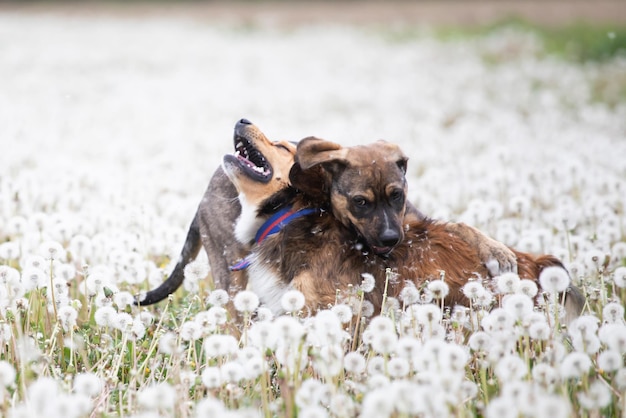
137, 121, 517, 307
223, 137, 583, 318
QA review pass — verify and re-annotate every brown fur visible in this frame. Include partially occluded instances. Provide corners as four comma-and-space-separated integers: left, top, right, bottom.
240, 138, 583, 318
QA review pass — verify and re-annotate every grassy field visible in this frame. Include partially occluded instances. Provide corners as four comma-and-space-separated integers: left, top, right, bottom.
0, 7, 625, 418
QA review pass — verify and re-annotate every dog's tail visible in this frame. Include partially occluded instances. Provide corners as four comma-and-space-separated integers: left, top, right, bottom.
534, 255, 585, 324
134, 213, 202, 306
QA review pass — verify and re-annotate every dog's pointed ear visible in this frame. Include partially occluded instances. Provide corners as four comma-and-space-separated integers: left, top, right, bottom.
295, 137, 350, 170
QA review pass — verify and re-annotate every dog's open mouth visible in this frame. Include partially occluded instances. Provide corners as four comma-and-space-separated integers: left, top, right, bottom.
226, 133, 273, 183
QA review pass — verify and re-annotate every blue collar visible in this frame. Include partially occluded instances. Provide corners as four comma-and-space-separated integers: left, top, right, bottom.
230, 206, 319, 271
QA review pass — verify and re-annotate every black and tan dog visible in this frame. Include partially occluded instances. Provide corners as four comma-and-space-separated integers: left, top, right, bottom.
136, 120, 517, 307
136, 119, 296, 305
223, 137, 583, 318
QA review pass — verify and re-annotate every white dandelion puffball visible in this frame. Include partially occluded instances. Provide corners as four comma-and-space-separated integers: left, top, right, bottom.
539, 266, 570, 293
281, 289, 306, 312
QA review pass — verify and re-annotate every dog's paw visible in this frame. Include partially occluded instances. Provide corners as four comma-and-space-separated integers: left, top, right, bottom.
444, 222, 518, 277
481, 244, 518, 277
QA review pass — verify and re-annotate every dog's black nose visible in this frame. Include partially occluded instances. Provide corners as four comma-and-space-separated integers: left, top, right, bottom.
379, 228, 401, 248
238, 118, 252, 125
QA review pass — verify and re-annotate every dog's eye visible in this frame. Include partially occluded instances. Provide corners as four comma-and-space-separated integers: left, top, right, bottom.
390, 190, 404, 202
352, 196, 368, 207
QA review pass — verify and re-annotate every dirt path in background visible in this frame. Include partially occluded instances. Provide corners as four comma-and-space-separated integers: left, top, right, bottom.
2, 1, 626, 27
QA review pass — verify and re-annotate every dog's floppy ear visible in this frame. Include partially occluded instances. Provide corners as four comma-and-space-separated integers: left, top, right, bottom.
377, 140, 408, 174
295, 137, 350, 170
289, 137, 349, 201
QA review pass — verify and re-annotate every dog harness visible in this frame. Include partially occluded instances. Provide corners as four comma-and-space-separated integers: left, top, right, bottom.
229, 206, 319, 271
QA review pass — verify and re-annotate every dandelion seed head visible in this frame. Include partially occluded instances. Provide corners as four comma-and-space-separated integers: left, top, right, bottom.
531, 363, 559, 389
201, 366, 222, 389
597, 349, 622, 372
502, 293, 533, 321
233, 290, 260, 313
427, 279, 450, 299
613, 266, 626, 288
137, 382, 176, 411
330, 303, 352, 323
204, 334, 238, 358
529, 321, 551, 341
463, 280, 485, 299
560, 352, 592, 379
496, 272, 520, 294
495, 355, 527, 382
0, 360, 16, 387
360, 273, 376, 293
220, 361, 245, 383
94, 306, 116, 328
367, 356, 386, 376
602, 301, 624, 324
344, 351, 366, 374
387, 357, 410, 378
577, 380, 612, 410
296, 379, 323, 409
113, 291, 134, 310
280, 289, 305, 313
207, 289, 229, 306
73, 372, 102, 397
539, 266, 570, 294
206, 306, 228, 325
399, 282, 420, 305
516, 279, 538, 298
467, 331, 491, 351
57, 305, 78, 332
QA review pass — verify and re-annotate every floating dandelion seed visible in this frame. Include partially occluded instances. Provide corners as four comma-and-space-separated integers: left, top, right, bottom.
281, 289, 305, 312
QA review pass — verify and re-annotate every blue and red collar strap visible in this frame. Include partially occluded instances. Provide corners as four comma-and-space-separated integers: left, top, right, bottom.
230, 206, 319, 271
